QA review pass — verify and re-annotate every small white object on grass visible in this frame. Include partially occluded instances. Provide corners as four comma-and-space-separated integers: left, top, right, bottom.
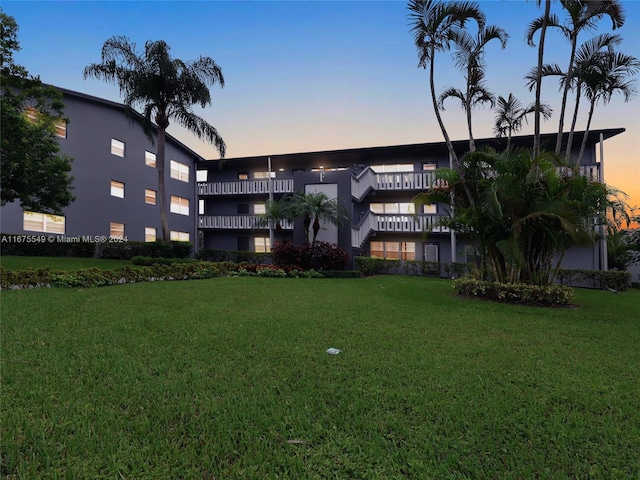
326, 348, 342, 355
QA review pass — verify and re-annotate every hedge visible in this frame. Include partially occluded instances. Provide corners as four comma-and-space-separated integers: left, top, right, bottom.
452, 277, 575, 307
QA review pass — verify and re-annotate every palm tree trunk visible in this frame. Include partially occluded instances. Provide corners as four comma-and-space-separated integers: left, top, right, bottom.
157, 126, 170, 241
565, 84, 582, 161
555, 37, 578, 155
430, 45, 458, 165
534, 0, 551, 158
577, 99, 596, 166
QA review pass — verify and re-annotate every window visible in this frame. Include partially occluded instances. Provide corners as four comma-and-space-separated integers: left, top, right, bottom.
170, 195, 189, 216
111, 139, 125, 157
423, 163, 437, 171
145, 227, 157, 242
110, 180, 125, 198
423, 204, 436, 214
370, 164, 414, 173
23, 211, 65, 234
238, 173, 249, 180
25, 107, 66, 138
370, 203, 415, 214
370, 241, 415, 260
196, 170, 208, 182
145, 151, 156, 168
110, 222, 125, 238
253, 203, 266, 215
252, 171, 275, 179
170, 160, 189, 182
170, 231, 190, 242
254, 237, 271, 253
145, 189, 156, 205
199, 199, 205, 215
311, 166, 348, 172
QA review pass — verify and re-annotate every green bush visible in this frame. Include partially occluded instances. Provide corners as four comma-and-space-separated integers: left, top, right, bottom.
196, 249, 269, 264
97, 241, 193, 260
557, 268, 631, 291
453, 277, 575, 307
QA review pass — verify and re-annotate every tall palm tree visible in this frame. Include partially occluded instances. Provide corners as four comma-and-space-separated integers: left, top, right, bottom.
440, 25, 508, 152
528, 0, 625, 156
494, 93, 552, 151
84, 36, 226, 241
408, 0, 485, 165
259, 195, 296, 242
293, 192, 349, 243
526, 0, 553, 158
577, 49, 639, 165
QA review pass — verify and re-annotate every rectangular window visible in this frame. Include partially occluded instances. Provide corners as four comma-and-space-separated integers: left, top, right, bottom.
110, 180, 125, 198
423, 163, 437, 171
111, 139, 125, 157
253, 203, 266, 215
370, 203, 415, 214
199, 199, 205, 215
145, 227, 157, 242
170, 160, 189, 182
254, 237, 271, 253
145, 189, 156, 205
370, 241, 415, 260
23, 211, 65, 234
25, 107, 66, 138
370, 164, 414, 173
196, 170, 208, 182
170, 195, 189, 216
238, 173, 249, 180
110, 222, 125, 238
252, 171, 275, 179
170, 231, 190, 242
423, 204, 436, 214
145, 151, 156, 168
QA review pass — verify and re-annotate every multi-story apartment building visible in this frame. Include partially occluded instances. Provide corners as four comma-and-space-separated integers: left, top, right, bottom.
197, 128, 623, 270
1, 87, 202, 243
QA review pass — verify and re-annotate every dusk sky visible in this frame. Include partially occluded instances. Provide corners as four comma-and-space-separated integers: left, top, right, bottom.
4, 0, 639, 208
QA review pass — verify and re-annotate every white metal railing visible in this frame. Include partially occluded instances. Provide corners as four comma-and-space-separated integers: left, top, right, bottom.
198, 215, 293, 230
198, 178, 294, 196
351, 212, 449, 248
351, 167, 436, 201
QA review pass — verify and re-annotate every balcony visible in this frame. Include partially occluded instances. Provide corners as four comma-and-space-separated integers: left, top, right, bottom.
352, 212, 449, 248
198, 215, 294, 230
198, 178, 294, 196
352, 168, 436, 201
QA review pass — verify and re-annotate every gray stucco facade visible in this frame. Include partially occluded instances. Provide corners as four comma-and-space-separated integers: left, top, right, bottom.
1, 87, 202, 243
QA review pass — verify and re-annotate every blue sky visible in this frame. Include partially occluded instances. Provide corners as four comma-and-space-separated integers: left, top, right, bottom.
4, 0, 639, 204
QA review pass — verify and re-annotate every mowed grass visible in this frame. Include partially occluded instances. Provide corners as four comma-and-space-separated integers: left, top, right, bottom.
2, 276, 639, 479
0, 256, 132, 271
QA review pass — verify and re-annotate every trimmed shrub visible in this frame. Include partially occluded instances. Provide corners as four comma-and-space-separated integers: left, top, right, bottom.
196, 249, 270, 264
97, 241, 193, 260
557, 268, 631, 291
453, 277, 575, 307
1, 233, 96, 257
272, 241, 349, 271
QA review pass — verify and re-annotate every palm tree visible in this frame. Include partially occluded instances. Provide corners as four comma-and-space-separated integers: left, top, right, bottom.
408, 0, 485, 165
258, 195, 296, 242
494, 93, 552, 152
83, 36, 226, 241
576, 49, 639, 165
528, 0, 625, 155
292, 192, 349, 243
526, 0, 553, 158
440, 25, 508, 152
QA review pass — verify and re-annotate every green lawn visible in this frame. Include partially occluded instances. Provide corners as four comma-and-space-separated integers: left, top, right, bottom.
0, 255, 132, 271
2, 276, 639, 479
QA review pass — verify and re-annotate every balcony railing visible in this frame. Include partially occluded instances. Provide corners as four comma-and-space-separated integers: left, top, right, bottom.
199, 215, 294, 230
352, 212, 449, 248
351, 167, 436, 201
198, 178, 294, 196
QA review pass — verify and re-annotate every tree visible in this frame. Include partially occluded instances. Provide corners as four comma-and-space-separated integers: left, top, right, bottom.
440, 24, 508, 152
258, 195, 296, 241
408, 0, 485, 165
1, 9, 74, 214
493, 93, 552, 151
291, 192, 349, 243
83, 36, 226, 241
413, 148, 623, 285
576, 48, 639, 165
